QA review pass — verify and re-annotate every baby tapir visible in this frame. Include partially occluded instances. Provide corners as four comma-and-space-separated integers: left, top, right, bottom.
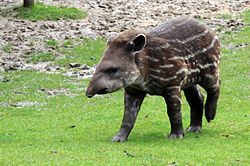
86, 16, 221, 142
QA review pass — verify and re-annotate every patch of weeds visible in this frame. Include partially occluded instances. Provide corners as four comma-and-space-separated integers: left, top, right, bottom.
243, 10, 250, 23
217, 13, 233, 19
46, 39, 59, 47
14, 2, 86, 21
56, 38, 106, 66
194, 15, 205, 22
62, 40, 74, 48
27, 52, 55, 64
221, 10, 250, 52
2, 44, 12, 53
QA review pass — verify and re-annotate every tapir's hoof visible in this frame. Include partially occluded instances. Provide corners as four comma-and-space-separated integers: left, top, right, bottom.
168, 133, 184, 139
187, 126, 202, 133
205, 114, 215, 123
205, 108, 216, 123
112, 135, 127, 142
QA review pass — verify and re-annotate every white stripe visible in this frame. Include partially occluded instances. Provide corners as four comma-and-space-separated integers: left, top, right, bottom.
211, 54, 219, 61
189, 68, 200, 74
152, 82, 162, 87
168, 56, 185, 61
182, 30, 209, 43
199, 62, 217, 69
171, 30, 209, 44
204, 74, 215, 79
165, 86, 180, 90
171, 47, 182, 52
172, 95, 182, 104
150, 69, 161, 73
144, 56, 159, 62
187, 36, 218, 59
159, 64, 174, 68
176, 68, 188, 74
150, 75, 177, 82
156, 43, 170, 50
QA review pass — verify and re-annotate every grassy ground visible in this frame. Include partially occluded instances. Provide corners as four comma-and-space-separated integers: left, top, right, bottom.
15, 2, 86, 21
0, 11, 249, 165
26, 38, 106, 66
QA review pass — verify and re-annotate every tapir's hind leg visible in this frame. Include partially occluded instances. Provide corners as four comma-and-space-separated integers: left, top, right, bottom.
200, 73, 220, 123
204, 85, 220, 122
184, 85, 204, 132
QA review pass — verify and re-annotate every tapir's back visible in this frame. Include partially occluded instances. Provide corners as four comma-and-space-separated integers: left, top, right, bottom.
142, 16, 221, 94
149, 16, 209, 41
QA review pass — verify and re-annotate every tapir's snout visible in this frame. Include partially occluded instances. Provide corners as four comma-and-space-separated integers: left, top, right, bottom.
86, 90, 94, 98
86, 81, 109, 98
86, 88, 94, 98
86, 86, 94, 98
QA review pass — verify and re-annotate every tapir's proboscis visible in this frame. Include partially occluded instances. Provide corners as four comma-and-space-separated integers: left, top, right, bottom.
86, 16, 221, 142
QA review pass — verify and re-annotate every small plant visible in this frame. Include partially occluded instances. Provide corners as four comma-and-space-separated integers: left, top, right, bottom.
15, 2, 86, 21
62, 40, 73, 48
46, 39, 59, 47
27, 52, 55, 64
2, 44, 12, 53
218, 13, 233, 19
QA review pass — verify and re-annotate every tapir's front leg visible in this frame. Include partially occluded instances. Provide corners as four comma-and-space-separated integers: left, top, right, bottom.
112, 89, 146, 142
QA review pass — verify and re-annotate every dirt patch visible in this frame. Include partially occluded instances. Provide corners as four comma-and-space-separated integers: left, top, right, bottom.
0, 101, 45, 108
38, 88, 69, 96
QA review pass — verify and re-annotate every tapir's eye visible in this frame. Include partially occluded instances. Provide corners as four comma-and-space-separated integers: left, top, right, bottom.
104, 67, 119, 75
126, 42, 134, 51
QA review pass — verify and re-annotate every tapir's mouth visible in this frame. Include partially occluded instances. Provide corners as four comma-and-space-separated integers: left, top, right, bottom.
97, 88, 108, 94
86, 88, 108, 98
86, 91, 94, 98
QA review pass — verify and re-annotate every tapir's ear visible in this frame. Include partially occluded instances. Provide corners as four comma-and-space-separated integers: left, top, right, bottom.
107, 32, 118, 44
131, 34, 146, 53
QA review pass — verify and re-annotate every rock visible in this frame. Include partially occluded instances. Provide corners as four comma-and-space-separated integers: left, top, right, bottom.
69, 63, 81, 68
38, 88, 68, 96
40, 24, 49, 30
10, 101, 44, 108
81, 64, 90, 70
0, 67, 5, 72
0, 102, 9, 107
0, 76, 5, 82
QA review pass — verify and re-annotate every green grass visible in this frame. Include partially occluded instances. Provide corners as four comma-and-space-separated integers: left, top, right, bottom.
46, 39, 59, 47
15, 2, 86, 21
217, 13, 233, 20
27, 52, 55, 64
0, 10, 249, 165
55, 38, 106, 66
26, 38, 105, 66
2, 43, 12, 53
